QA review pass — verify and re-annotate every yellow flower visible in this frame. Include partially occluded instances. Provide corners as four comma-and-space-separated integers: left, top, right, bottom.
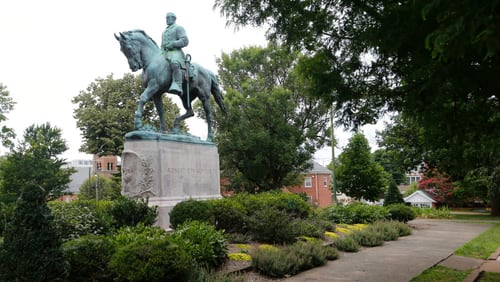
258, 244, 279, 252
335, 227, 353, 234
228, 253, 252, 261
325, 231, 339, 239
234, 244, 252, 252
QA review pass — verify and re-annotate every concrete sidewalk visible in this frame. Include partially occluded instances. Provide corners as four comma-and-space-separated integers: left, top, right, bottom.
285, 219, 492, 282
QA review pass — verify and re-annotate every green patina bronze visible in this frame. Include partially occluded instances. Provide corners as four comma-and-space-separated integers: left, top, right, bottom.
161, 12, 188, 96
115, 13, 226, 143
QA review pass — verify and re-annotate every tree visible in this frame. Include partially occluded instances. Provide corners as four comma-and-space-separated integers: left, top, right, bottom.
78, 175, 121, 201
418, 171, 457, 206
0, 123, 74, 202
376, 114, 427, 173
384, 180, 405, 206
215, 43, 330, 192
0, 84, 16, 149
0, 183, 69, 281
214, 0, 500, 213
336, 132, 387, 201
72, 73, 184, 156
373, 148, 407, 185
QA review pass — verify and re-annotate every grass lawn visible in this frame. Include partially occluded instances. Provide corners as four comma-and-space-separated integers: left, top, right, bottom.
410, 265, 471, 282
478, 272, 500, 282
412, 222, 500, 281
454, 224, 500, 259
452, 214, 500, 221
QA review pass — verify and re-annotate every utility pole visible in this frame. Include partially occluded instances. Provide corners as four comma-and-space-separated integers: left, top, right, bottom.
331, 106, 338, 205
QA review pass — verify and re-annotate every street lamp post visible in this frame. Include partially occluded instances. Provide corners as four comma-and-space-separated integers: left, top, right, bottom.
331, 105, 338, 205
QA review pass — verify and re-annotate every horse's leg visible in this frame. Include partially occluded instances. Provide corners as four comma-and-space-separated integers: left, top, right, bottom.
153, 94, 166, 132
135, 81, 159, 130
173, 95, 194, 132
201, 95, 213, 142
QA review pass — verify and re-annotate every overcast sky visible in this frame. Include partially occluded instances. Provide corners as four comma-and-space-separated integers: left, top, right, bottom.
0, 0, 382, 165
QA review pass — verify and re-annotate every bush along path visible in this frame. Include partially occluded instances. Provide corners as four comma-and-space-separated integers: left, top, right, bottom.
222, 221, 413, 279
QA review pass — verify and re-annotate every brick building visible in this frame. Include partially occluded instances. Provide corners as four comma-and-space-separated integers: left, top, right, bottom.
288, 161, 333, 207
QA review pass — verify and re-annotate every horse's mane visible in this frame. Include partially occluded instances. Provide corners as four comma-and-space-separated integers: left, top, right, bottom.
126, 29, 159, 48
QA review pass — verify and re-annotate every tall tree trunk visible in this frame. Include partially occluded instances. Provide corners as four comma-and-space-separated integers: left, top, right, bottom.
490, 194, 500, 216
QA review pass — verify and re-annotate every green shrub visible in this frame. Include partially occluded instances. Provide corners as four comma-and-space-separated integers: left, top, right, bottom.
49, 201, 104, 241
284, 241, 329, 272
312, 218, 336, 232
321, 202, 389, 224
367, 221, 400, 241
72, 200, 115, 233
168, 220, 228, 268
208, 198, 248, 234
386, 204, 416, 222
187, 265, 245, 282
413, 207, 453, 219
251, 246, 291, 278
109, 237, 191, 281
63, 235, 115, 281
331, 236, 360, 252
252, 241, 333, 278
112, 223, 168, 247
169, 199, 214, 229
384, 180, 405, 206
392, 221, 412, 236
351, 229, 385, 247
0, 201, 14, 236
0, 184, 69, 281
110, 196, 158, 228
231, 191, 311, 219
248, 208, 297, 244
226, 232, 250, 243
323, 245, 339, 260
293, 218, 325, 239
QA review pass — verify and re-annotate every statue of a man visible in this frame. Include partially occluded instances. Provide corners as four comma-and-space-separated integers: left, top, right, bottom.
161, 12, 189, 96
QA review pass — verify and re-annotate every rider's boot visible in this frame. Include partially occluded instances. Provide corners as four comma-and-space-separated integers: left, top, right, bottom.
169, 63, 183, 96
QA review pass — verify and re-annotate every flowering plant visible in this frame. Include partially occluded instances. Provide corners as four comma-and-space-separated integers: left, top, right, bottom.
418, 172, 456, 204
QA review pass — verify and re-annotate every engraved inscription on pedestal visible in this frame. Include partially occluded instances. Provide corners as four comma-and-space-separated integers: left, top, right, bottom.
122, 139, 221, 229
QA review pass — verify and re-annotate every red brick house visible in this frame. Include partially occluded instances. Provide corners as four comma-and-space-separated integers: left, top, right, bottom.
93, 155, 119, 177
288, 161, 333, 207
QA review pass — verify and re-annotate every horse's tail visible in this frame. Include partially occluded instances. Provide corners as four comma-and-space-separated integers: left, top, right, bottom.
209, 71, 227, 114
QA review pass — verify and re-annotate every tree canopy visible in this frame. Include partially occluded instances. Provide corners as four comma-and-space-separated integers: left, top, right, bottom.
215, 43, 330, 192
78, 175, 121, 201
72, 74, 184, 156
215, 0, 499, 211
336, 132, 387, 201
0, 123, 73, 202
0, 84, 16, 149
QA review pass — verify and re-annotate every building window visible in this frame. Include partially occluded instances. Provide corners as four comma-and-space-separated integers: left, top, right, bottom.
323, 176, 328, 187
107, 162, 114, 171
407, 176, 421, 184
96, 162, 102, 171
304, 177, 312, 188
306, 196, 313, 203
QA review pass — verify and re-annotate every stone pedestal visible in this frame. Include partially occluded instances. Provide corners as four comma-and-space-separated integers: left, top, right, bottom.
122, 137, 221, 229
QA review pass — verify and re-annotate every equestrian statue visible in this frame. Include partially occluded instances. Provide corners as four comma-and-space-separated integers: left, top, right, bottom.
115, 12, 226, 142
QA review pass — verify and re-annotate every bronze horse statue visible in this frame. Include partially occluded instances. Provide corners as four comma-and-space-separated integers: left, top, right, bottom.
114, 29, 226, 141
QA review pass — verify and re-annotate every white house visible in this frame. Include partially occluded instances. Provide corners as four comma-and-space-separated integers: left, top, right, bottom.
404, 190, 436, 208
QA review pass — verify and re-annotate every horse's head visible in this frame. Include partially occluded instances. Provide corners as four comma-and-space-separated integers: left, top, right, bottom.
115, 31, 144, 72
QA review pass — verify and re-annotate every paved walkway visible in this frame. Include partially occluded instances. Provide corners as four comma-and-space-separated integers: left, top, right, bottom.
285, 219, 493, 282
